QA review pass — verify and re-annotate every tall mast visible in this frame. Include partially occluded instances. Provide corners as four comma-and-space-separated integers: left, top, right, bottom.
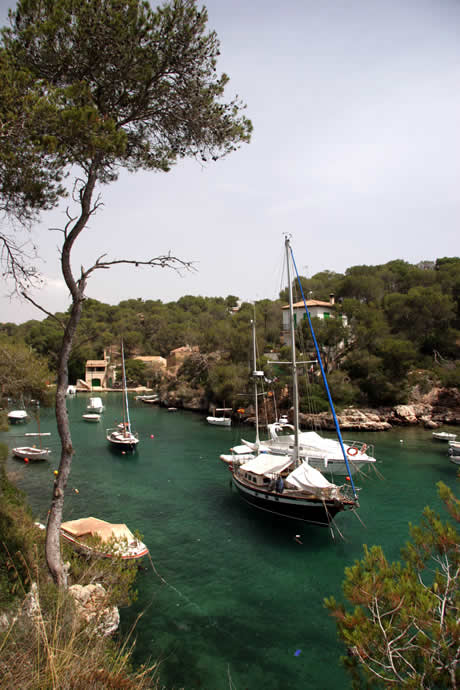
251, 317, 260, 446
285, 236, 299, 465
121, 341, 131, 434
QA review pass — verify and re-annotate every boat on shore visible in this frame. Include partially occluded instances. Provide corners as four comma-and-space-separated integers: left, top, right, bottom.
60, 517, 148, 559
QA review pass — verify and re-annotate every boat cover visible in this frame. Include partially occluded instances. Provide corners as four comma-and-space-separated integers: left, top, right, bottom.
239, 454, 293, 476
230, 444, 255, 455
61, 517, 135, 543
286, 462, 337, 490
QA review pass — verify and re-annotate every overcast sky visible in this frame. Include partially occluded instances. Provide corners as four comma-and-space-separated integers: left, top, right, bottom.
1, 0, 459, 324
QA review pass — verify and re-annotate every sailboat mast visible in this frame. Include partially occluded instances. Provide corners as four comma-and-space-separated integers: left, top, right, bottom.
251, 318, 260, 446
285, 236, 299, 465
121, 341, 131, 434
37, 402, 42, 449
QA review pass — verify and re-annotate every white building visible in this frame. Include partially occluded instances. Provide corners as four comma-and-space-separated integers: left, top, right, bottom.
282, 294, 346, 345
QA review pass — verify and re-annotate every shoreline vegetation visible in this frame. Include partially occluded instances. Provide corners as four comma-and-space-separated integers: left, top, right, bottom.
0, 443, 159, 689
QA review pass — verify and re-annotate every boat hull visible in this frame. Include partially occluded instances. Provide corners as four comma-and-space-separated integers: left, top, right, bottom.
82, 414, 101, 422
106, 429, 139, 451
231, 474, 351, 526
207, 417, 231, 427
8, 412, 28, 424
60, 533, 148, 560
12, 446, 51, 461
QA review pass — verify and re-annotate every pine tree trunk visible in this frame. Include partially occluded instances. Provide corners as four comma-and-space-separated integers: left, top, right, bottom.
45, 299, 83, 587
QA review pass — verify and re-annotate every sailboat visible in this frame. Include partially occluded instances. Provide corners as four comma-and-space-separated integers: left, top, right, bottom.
106, 342, 139, 451
228, 237, 359, 526
12, 402, 51, 461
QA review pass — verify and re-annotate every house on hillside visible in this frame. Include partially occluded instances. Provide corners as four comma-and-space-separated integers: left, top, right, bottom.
84, 358, 112, 390
167, 345, 199, 374
282, 294, 347, 346
133, 355, 167, 370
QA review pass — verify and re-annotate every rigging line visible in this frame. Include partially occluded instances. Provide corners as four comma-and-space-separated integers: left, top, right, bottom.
352, 508, 367, 529
289, 244, 357, 498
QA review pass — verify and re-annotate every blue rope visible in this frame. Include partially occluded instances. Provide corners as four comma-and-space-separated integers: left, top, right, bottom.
289, 245, 357, 496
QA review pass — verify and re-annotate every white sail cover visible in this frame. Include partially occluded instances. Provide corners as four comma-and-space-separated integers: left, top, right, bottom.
240, 453, 293, 476
286, 462, 337, 490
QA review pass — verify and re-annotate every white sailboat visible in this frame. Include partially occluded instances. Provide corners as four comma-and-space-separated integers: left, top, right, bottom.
228, 237, 359, 526
106, 342, 139, 451
12, 402, 51, 461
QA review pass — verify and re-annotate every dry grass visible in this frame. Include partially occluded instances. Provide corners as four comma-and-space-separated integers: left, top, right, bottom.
0, 443, 160, 689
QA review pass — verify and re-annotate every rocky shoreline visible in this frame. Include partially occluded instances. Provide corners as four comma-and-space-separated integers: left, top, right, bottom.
159, 386, 460, 432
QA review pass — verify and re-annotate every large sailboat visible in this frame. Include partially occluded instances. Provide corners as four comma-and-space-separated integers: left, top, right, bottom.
228, 236, 359, 527
106, 342, 139, 451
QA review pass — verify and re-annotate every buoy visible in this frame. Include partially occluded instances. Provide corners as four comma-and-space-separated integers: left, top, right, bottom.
345, 476, 350, 481
53, 470, 58, 475
24, 458, 29, 464
150, 434, 154, 438
122, 451, 126, 455
74, 488, 79, 494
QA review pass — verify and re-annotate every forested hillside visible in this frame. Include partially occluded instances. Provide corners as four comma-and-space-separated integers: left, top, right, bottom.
1, 256, 459, 410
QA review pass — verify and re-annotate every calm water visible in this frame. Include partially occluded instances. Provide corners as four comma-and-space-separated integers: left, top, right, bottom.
2, 395, 458, 689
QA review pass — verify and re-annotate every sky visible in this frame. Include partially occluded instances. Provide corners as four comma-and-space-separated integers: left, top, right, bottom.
1, 0, 459, 324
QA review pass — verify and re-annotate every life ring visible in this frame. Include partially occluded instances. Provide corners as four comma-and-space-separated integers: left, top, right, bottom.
347, 447, 358, 456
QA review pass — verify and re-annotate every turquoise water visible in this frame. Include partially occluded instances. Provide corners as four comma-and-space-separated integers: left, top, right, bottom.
2, 395, 458, 689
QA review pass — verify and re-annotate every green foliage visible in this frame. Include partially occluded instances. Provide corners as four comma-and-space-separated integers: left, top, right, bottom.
325, 482, 459, 688
3, 0, 252, 180
434, 362, 460, 389
0, 444, 40, 605
124, 358, 147, 386
0, 339, 53, 400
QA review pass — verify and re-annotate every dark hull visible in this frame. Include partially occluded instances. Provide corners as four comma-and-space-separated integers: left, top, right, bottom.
232, 474, 351, 526
107, 437, 138, 452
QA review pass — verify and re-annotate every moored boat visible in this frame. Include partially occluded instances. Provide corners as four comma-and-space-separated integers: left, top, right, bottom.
432, 431, 457, 441
82, 413, 101, 422
107, 341, 139, 451
12, 446, 51, 461
87, 396, 104, 413
207, 407, 232, 427
228, 237, 360, 527
7, 409, 28, 423
60, 517, 148, 559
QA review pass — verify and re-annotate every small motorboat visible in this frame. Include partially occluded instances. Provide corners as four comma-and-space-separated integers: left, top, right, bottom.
7, 409, 28, 424
87, 397, 104, 413
60, 517, 149, 560
432, 431, 457, 442
12, 446, 51, 462
207, 407, 232, 427
82, 413, 101, 422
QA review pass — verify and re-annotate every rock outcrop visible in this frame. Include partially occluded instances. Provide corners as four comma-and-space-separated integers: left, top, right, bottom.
69, 583, 119, 636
